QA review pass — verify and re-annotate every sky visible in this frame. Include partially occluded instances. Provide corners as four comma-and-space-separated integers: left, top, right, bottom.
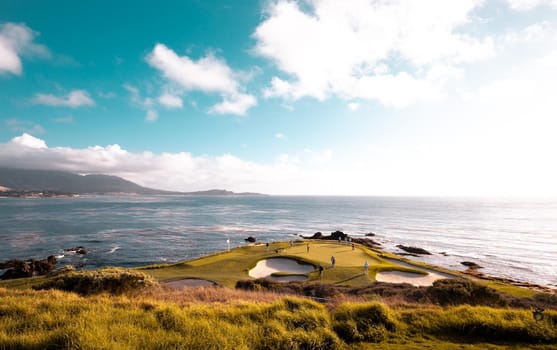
1, 0, 557, 196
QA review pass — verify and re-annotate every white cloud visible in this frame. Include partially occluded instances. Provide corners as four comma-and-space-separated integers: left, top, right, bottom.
158, 93, 183, 109
145, 109, 158, 122
0, 23, 50, 75
10, 133, 47, 149
147, 43, 238, 94
33, 90, 95, 108
209, 93, 257, 116
253, 0, 493, 106
147, 43, 257, 115
274, 132, 285, 139
347, 103, 359, 111
536, 50, 557, 68
507, 0, 557, 10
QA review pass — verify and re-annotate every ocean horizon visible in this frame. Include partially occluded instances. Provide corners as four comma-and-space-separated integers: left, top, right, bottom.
1, 195, 556, 288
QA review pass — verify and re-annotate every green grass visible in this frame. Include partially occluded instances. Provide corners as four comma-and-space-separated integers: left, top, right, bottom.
137, 241, 427, 288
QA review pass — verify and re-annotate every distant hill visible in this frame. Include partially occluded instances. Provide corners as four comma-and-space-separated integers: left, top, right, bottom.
0, 168, 261, 195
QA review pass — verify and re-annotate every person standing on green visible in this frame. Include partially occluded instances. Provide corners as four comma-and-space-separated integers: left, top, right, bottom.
331, 256, 336, 268
364, 261, 369, 274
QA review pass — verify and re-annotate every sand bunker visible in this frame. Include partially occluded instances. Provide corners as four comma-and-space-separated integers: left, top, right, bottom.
164, 278, 217, 289
249, 258, 314, 282
376, 258, 455, 286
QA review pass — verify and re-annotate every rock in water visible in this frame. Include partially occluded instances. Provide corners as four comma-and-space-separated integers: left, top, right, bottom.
65, 246, 87, 254
244, 236, 256, 243
330, 231, 348, 240
461, 261, 483, 269
396, 245, 432, 255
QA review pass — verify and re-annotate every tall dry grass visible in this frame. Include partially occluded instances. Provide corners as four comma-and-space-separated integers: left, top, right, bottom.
1, 285, 555, 349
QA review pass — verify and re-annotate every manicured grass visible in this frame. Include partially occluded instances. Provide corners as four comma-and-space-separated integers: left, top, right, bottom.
138, 240, 426, 288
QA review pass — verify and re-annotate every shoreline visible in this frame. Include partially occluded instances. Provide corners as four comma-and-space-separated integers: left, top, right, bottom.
2, 240, 555, 293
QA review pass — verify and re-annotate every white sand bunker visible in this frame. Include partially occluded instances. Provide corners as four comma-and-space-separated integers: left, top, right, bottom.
376, 258, 455, 287
249, 258, 314, 282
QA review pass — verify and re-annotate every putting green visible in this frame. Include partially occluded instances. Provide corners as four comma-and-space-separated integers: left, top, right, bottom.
286, 241, 381, 267
139, 240, 428, 288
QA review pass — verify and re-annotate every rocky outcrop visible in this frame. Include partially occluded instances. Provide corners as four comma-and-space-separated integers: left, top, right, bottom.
305, 232, 324, 239
0, 255, 57, 280
244, 236, 256, 243
352, 238, 381, 248
461, 261, 483, 269
302, 230, 349, 241
396, 245, 431, 255
65, 246, 87, 254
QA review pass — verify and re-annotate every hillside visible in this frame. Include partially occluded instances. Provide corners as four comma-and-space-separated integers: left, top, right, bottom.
0, 168, 259, 195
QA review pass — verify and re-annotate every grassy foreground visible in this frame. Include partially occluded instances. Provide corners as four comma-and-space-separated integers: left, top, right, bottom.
1, 241, 556, 349
0, 286, 556, 349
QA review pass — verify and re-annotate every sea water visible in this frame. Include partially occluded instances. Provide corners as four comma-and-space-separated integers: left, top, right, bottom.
1, 195, 556, 287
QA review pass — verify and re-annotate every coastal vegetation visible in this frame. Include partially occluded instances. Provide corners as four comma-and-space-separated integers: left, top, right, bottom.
0, 286, 555, 349
1, 241, 555, 349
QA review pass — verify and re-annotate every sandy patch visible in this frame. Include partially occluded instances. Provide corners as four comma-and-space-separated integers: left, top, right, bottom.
249, 258, 314, 280
376, 258, 455, 286
375, 270, 453, 286
164, 278, 217, 288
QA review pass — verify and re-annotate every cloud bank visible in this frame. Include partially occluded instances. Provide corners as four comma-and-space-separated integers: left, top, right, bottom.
1, 129, 556, 197
0, 133, 330, 194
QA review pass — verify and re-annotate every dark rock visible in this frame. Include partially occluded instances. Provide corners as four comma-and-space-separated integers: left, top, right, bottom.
461, 261, 483, 269
0, 255, 57, 280
307, 232, 323, 239
302, 230, 349, 241
66, 246, 87, 254
1, 260, 32, 279
396, 245, 431, 255
244, 236, 256, 243
365, 232, 376, 237
0, 259, 21, 269
330, 230, 348, 240
32, 256, 57, 275
352, 238, 381, 248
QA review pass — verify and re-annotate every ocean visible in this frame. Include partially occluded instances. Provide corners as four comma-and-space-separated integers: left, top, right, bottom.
1, 195, 556, 288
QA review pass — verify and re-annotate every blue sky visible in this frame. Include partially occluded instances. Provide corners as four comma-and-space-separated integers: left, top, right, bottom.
1, 0, 557, 195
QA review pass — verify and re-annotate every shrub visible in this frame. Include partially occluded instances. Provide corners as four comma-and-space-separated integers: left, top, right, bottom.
34, 267, 158, 295
426, 279, 507, 306
333, 302, 397, 343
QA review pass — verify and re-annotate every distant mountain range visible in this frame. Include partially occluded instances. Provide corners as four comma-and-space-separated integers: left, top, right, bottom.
0, 168, 261, 196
